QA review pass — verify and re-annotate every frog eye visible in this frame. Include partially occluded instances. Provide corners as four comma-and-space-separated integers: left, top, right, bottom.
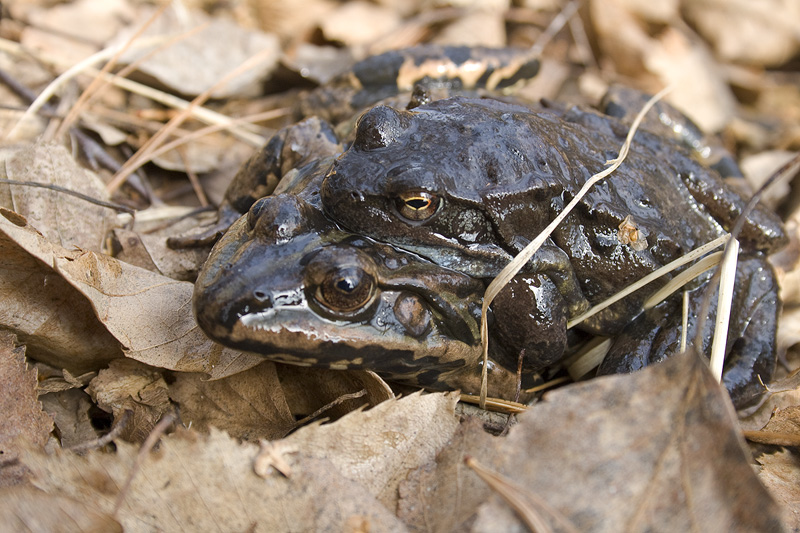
316, 266, 377, 314
396, 191, 441, 222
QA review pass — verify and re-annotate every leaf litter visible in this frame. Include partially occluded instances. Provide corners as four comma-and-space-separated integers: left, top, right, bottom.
0, 0, 799, 531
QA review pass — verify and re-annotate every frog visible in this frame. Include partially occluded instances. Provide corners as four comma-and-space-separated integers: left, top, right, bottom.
319, 95, 786, 406
193, 157, 557, 398
169, 45, 542, 250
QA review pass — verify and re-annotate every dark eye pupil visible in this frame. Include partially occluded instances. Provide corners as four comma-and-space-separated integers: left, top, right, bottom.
405, 197, 430, 210
335, 276, 358, 293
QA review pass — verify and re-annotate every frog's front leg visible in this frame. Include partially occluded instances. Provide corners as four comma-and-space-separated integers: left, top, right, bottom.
167, 117, 341, 249
503, 241, 592, 320
597, 255, 778, 408
490, 273, 569, 374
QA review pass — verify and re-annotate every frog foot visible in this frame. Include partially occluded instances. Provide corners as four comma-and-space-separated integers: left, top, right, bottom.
596, 255, 778, 408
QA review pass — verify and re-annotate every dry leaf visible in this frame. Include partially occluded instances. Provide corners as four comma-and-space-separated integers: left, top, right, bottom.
0, 331, 53, 487
684, 0, 800, 66
740, 150, 797, 210
398, 417, 497, 531
0, 211, 264, 378
277, 392, 460, 509
170, 361, 296, 441
0, 217, 122, 373
0, 485, 122, 533
756, 405, 800, 438
86, 359, 171, 443
757, 450, 800, 531
0, 144, 117, 253
644, 27, 736, 132
24, 428, 408, 532
110, 227, 208, 281
114, 7, 280, 98
319, 1, 401, 47
433, 6, 508, 47
401, 352, 785, 532
39, 389, 102, 449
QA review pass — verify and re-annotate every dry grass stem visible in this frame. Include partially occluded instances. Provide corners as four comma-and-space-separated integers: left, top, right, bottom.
106, 47, 278, 194
567, 235, 728, 328
465, 456, 579, 533
89, 70, 268, 145
51, 3, 174, 141
2, 35, 167, 140
530, 0, 580, 58
459, 394, 528, 414
642, 250, 724, 310
142, 108, 289, 166
524, 375, 573, 394
709, 238, 739, 382
681, 291, 689, 353
566, 337, 612, 380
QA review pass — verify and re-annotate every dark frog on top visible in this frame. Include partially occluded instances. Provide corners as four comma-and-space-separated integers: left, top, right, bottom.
320, 95, 786, 406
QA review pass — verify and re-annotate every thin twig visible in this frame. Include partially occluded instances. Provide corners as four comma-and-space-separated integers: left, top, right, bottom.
68, 410, 133, 454
466, 456, 580, 533
112, 411, 177, 517
0, 178, 135, 214
294, 390, 368, 427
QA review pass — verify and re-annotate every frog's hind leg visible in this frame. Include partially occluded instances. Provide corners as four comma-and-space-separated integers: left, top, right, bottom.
597, 256, 779, 408
719, 256, 779, 407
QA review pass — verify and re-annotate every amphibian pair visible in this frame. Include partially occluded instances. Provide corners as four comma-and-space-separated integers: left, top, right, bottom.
186, 46, 785, 407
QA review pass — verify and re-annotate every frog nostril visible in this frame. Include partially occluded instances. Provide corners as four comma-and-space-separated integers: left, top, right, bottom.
253, 290, 269, 303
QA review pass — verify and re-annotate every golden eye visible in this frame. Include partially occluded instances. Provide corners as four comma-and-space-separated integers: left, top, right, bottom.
396, 191, 441, 221
316, 266, 376, 314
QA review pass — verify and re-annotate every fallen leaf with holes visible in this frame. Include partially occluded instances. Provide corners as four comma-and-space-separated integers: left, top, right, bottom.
0, 485, 122, 533
85, 359, 171, 443
757, 450, 800, 531
0, 332, 53, 487
0, 211, 264, 379
400, 351, 786, 532
0, 215, 122, 373
169, 361, 296, 441
277, 391, 460, 509
22, 428, 407, 532
0, 144, 117, 253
